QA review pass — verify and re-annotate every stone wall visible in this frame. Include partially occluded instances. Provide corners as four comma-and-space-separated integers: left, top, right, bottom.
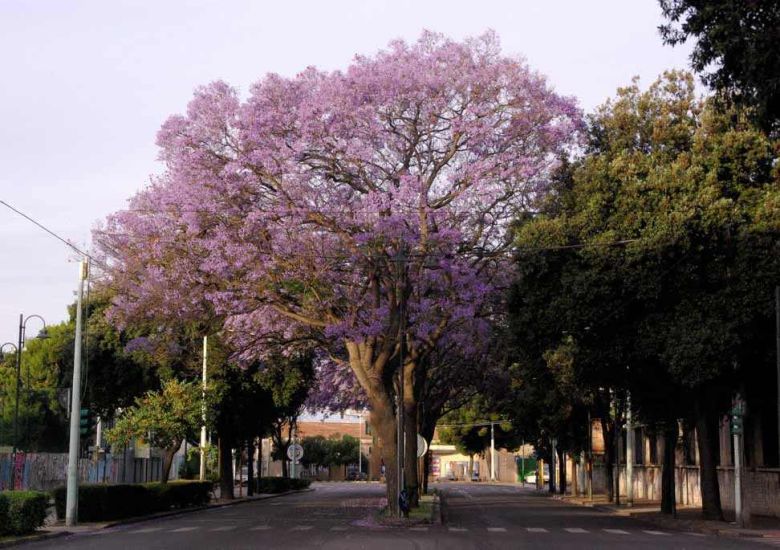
589, 463, 780, 518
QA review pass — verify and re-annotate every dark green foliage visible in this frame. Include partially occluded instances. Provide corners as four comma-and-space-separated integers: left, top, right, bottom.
51, 481, 212, 522
659, 0, 780, 134
0, 491, 48, 535
254, 477, 311, 494
300, 435, 363, 469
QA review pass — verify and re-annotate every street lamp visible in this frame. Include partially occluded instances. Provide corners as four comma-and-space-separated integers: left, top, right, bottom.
12, 315, 47, 459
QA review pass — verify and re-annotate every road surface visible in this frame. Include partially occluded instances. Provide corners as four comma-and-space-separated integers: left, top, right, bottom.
25, 482, 771, 549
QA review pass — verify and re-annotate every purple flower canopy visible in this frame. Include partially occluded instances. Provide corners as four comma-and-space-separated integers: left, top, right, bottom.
96, 31, 581, 412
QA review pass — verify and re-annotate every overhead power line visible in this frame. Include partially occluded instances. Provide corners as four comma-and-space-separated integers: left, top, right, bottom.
0, 200, 106, 269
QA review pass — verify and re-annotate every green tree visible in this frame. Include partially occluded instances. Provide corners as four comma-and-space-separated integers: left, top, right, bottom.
106, 379, 203, 483
510, 71, 779, 518
659, 0, 780, 134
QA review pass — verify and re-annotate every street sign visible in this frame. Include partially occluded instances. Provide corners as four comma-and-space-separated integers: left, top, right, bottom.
417, 434, 428, 458
287, 443, 304, 463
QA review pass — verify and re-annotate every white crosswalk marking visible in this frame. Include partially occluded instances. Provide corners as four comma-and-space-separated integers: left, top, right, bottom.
487, 527, 507, 532
129, 527, 162, 533
210, 526, 236, 531
604, 529, 630, 535
409, 527, 428, 532
330, 526, 348, 531
449, 527, 468, 532
643, 530, 668, 535
291, 525, 313, 531
171, 527, 199, 532
565, 528, 588, 533
527, 527, 548, 533
250, 525, 271, 531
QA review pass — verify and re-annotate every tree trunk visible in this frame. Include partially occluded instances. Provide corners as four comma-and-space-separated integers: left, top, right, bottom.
422, 450, 431, 494
661, 422, 677, 516
219, 437, 234, 500
247, 438, 255, 496
557, 448, 567, 495
601, 417, 615, 502
235, 440, 242, 497
370, 398, 399, 515
160, 441, 180, 484
403, 362, 419, 507
548, 442, 557, 493
695, 393, 724, 521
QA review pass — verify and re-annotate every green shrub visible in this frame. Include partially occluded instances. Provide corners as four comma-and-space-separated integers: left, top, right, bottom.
255, 477, 311, 494
0, 491, 48, 535
52, 481, 213, 522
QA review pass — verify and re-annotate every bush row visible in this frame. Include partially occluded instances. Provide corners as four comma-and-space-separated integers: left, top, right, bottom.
0, 491, 49, 535
52, 481, 212, 522
255, 477, 311, 494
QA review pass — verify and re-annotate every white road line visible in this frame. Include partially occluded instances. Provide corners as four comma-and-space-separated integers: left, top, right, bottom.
171, 527, 199, 532
487, 527, 507, 532
129, 527, 163, 534
643, 530, 669, 535
409, 527, 428, 531
330, 526, 348, 531
685, 532, 707, 537
448, 527, 468, 532
565, 528, 588, 533
527, 527, 548, 533
291, 525, 313, 531
604, 529, 630, 535
210, 526, 237, 531
250, 525, 271, 531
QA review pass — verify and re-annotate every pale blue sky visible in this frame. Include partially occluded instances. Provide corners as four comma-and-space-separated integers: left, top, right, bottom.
0, 0, 693, 345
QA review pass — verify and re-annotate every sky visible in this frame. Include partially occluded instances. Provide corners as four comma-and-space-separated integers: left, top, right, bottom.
0, 0, 694, 346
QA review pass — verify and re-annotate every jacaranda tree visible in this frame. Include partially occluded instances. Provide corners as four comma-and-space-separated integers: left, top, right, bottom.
96, 31, 580, 511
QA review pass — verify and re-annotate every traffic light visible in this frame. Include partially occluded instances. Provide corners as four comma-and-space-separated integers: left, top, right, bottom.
79, 408, 94, 436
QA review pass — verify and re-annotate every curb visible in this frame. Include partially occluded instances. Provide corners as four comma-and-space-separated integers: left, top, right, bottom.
1, 487, 315, 547
0, 531, 71, 549
548, 493, 778, 540
102, 488, 315, 528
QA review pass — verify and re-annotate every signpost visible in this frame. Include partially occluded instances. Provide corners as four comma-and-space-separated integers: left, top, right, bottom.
416, 434, 428, 458
287, 443, 303, 479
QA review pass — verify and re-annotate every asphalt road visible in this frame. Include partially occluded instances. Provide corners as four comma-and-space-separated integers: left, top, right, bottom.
24, 482, 772, 549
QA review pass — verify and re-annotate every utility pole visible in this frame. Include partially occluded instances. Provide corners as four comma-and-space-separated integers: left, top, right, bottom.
732, 395, 745, 527
395, 249, 407, 516
66, 260, 88, 526
626, 391, 634, 507
490, 422, 496, 481
200, 335, 208, 481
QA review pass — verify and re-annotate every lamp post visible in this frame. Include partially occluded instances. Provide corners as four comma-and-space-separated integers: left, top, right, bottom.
8, 315, 47, 487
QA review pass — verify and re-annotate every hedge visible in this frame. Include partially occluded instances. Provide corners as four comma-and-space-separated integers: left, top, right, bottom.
52, 481, 212, 522
0, 491, 49, 535
255, 477, 311, 494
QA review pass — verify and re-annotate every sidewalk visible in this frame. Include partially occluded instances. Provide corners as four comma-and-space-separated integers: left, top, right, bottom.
550, 492, 780, 540
0, 487, 312, 548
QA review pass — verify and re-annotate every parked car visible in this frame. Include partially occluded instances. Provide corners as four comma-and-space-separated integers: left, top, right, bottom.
524, 471, 549, 485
